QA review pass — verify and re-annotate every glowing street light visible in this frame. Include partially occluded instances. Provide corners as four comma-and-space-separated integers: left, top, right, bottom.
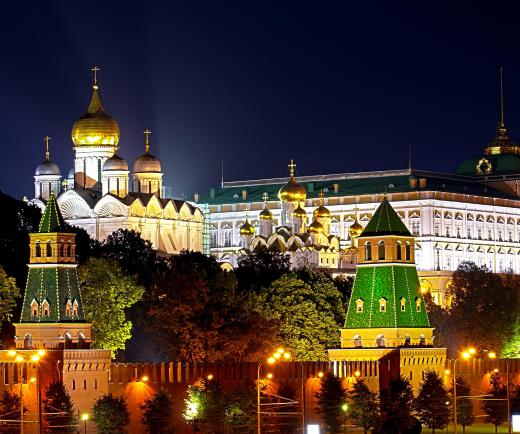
488, 351, 497, 359
317, 371, 324, 378
266, 373, 273, 379
81, 413, 89, 434
206, 374, 214, 381
341, 403, 348, 412
468, 347, 476, 355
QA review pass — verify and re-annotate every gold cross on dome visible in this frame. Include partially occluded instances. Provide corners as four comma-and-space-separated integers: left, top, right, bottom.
91, 66, 100, 86
288, 159, 296, 177
144, 129, 151, 153
44, 136, 51, 160
262, 192, 269, 203
318, 190, 325, 205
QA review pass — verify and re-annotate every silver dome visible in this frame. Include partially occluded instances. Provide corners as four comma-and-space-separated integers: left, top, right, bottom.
35, 160, 61, 176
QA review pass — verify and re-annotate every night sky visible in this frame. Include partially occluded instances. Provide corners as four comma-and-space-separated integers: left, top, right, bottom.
2, 1, 520, 199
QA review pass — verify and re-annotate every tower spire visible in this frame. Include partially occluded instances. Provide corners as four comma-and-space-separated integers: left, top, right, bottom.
500, 66, 505, 126
144, 129, 151, 153
44, 136, 51, 161
91, 66, 100, 89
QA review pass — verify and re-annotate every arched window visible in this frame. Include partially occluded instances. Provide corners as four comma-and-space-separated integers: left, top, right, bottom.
31, 299, 39, 317
396, 241, 402, 260
405, 241, 411, 261
35, 241, 42, 257
58, 241, 64, 257
400, 297, 406, 312
64, 333, 73, 349
404, 335, 411, 346
416, 298, 422, 312
356, 299, 364, 313
353, 335, 362, 348
66, 242, 72, 257
365, 242, 372, 261
379, 298, 387, 313
24, 334, 33, 349
72, 300, 79, 317
419, 334, 426, 346
65, 300, 72, 317
46, 240, 52, 257
378, 241, 385, 260
376, 334, 386, 347
42, 300, 50, 318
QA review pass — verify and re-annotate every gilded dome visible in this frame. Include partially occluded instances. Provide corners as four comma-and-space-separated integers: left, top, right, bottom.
133, 152, 162, 173
278, 177, 307, 203
240, 220, 255, 236
259, 207, 273, 220
35, 159, 61, 176
313, 205, 331, 219
71, 85, 120, 147
293, 205, 307, 219
308, 220, 324, 234
103, 153, 128, 171
349, 219, 364, 238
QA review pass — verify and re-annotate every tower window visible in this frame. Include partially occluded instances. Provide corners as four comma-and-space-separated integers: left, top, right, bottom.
400, 297, 406, 312
46, 240, 52, 257
353, 335, 362, 348
35, 241, 41, 257
365, 242, 372, 260
396, 241, 402, 260
379, 298, 387, 313
42, 300, 50, 318
356, 299, 364, 313
58, 241, 64, 257
378, 241, 385, 260
66, 241, 72, 257
405, 242, 411, 261
416, 298, 422, 312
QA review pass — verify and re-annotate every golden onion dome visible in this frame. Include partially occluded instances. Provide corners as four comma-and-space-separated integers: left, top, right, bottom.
103, 153, 128, 171
278, 177, 307, 203
313, 205, 331, 219
133, 152, 162, 173
259, 207, 273, 220
71, 85, 120, 147
349, 219, 364, 238
240, 220, 255, 236
308, 220, 324, 234
293, 205, 307, 219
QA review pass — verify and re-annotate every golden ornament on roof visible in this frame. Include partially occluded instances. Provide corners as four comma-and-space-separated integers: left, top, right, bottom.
240, 220, 255, 236
308, 220, 324, 234
349, 219, 364, 238
313, 190, 331, 218
71, 69, 120, 147
278, 159, 307, 203
259, 207, 273, 220
293, 205, 307, 219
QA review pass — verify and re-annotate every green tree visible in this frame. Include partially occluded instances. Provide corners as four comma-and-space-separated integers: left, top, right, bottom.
333, 274, 354, 313
183, 379, 225, 433
43, 381, 77, 434
455, 376, 474, 434
379, 376, 415, 434
78, 258, 144, 357
444, 262, 520, 355
0, 390, 27, 434
0, 266, 20, 323
139, 389, 174, 434
92, 394, 130, 434
224, 379, 257, 434
235, 249, 290, 293
414, 370, 449, 433
348, 378, 379, 433
144, 251, 277, 362
482, 372, 507, 434
261, 274, 340, 360
315, 372, 347, 434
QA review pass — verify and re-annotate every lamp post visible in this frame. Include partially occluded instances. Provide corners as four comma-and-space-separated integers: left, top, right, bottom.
81, 413, 89, 434
452, 347, 475, 434
487, 351, 511, 434
257, 348, 291, 434
8, 349, 45, 434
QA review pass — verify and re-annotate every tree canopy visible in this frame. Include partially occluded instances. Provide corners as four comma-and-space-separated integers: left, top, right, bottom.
414, 370, 449, 433
92, 394, 130, 434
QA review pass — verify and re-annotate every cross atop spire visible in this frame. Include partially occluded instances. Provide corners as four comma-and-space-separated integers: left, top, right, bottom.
44, 136, 51, 161
318, 190, 325, 204
144, 129, 151, 153
288, 159, 296, 177
262, 192, 269, 204
91, 66, 100, 89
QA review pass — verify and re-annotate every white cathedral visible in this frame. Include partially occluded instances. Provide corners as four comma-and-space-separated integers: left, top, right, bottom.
31, 69, 203, 254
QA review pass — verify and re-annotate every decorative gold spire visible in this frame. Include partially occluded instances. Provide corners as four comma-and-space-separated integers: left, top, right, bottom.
278, 160, 307, 203
288, 159, 296, 177
260, 193, 273, 220
240, 205, 255, 236
44, 136, 51, 161
313, 190, 331, 219
318, 190, 325, 205
144, 129, 151, 153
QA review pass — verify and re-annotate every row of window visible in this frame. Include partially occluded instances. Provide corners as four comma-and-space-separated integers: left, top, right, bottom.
364, 241, 411, 261
30, 299, 78, 318
72, 378, 98, 391
352, 334, 426, 348
356, 297, 422, 313
35, 240, 73, 258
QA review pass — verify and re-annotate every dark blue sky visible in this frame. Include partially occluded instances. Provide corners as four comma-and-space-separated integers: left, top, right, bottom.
2, 1, 520, 199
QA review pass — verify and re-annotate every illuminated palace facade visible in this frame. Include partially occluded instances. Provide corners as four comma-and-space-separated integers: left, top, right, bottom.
200, 111, 520, 306
31, 69, 203, 254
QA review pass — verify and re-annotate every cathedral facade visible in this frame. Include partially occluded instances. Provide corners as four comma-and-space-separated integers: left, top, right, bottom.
31, 69, 204, 255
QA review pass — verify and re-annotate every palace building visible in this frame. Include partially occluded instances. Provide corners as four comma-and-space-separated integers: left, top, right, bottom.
199, 77, 520, 306
31, 68, 204, 255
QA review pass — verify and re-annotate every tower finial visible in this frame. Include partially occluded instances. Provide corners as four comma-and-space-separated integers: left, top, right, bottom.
288, 159, 296, 177
91, 66, 100, 89
144, 129, 151, 153
500, 66, 505, 126
44, 136, 51, 161
319, 190, 325, 205
262, 192, 269, 205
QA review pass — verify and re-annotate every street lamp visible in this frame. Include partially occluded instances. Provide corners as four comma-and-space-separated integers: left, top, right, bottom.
9, 349, 45, 434
257, 348, 291, 434
81, 413, 89, 434
452, 347, 475, 434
